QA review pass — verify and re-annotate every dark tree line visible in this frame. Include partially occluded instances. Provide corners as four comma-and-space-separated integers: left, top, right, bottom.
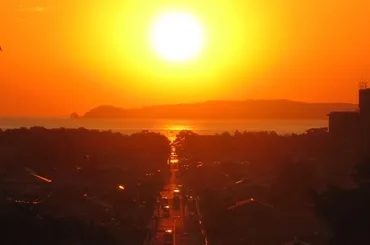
174, 128, 329, 163
174, 129, 332, 184
0, 127, 170, 169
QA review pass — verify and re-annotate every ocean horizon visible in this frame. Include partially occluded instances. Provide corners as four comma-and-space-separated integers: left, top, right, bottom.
0, 117, 328, 136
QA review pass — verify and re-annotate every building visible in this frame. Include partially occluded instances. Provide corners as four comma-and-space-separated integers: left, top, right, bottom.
329, 87, 370, 155
328, 111, 360, 140
359, 88, 370, 115
359, 88, 370, 154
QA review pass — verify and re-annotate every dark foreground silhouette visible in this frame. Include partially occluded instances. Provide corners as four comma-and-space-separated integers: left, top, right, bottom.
0, 127, 170, 245
1, 127, 370, 244
174, 129, 370, 245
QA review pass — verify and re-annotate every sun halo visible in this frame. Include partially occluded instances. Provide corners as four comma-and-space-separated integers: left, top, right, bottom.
150, 11, 205, 62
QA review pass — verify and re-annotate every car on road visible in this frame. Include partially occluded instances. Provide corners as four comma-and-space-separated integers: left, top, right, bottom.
173, 195, 180, 210
164, 229, 174, 245
161, 197, 169, 209
163, 205, 170, 217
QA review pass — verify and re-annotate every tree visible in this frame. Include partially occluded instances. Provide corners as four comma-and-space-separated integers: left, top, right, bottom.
269, 160, 317, 209
314, 158, 370, 244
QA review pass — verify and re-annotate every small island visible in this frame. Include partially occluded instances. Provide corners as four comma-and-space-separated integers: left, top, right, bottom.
70, 112, 80, 119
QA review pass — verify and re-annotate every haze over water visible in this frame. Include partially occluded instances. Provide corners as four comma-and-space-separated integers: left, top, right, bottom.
0, 117, 327, 136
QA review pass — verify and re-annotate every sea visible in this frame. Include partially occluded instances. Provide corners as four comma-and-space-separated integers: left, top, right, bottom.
0, 118, 328, 138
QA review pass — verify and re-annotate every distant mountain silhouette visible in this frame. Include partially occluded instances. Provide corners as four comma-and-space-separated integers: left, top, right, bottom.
82, 100, 358, 120
83, 105, 125, 118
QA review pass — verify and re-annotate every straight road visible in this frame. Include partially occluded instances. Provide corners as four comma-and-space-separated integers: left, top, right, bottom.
150, 152, 206, 245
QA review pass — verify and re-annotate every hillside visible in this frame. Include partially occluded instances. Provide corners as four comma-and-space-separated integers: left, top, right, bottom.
82, 100, 358, 120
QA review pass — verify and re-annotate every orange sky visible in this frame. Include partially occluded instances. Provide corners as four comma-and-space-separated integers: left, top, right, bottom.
0, 0, 370, 116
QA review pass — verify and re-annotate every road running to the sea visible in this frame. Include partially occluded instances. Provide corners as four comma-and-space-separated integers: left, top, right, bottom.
150, 154, 207, 245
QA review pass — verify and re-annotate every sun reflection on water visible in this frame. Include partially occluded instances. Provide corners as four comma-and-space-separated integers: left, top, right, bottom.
164, 124, 193, 142
165, 125, 193, 131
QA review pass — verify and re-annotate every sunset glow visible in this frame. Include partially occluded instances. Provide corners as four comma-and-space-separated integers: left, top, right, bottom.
150, 11, 204, 62
0, 1, 370, 116
166, 125, 193, 131
1, 0, 369, 241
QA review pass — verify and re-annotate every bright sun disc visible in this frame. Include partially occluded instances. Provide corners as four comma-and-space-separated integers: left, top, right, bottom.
150, 11, 204, 62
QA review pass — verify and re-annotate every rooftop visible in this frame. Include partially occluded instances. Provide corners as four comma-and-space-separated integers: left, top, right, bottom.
328, 110, 359, 115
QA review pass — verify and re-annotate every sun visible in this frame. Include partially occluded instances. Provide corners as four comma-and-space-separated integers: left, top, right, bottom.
150, 11, 204, 62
